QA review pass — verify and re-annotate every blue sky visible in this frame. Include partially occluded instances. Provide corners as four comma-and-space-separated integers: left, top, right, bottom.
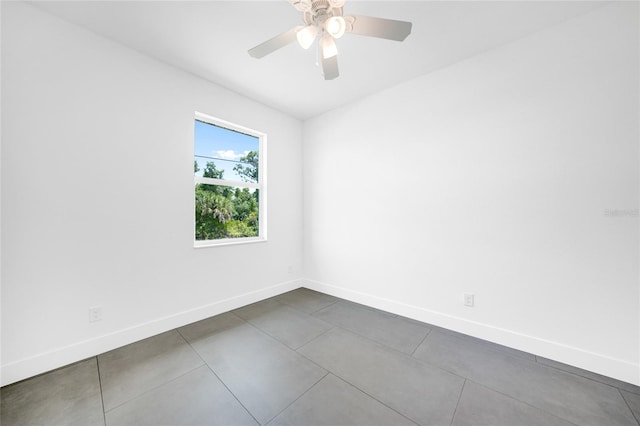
194, 120, 259, 182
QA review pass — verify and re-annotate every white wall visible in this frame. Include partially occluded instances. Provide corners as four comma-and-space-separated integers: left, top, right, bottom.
2, 1, 639, 388
1, 2, 303, 386
303, 3, 639, 384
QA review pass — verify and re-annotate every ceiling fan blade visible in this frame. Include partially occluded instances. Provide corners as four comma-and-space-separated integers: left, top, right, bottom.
321, 53, 339, 80
248, 26, 302, 59
346, 15, 412, 42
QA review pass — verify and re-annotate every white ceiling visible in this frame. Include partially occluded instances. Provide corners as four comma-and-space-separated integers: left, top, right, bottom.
32, 0, 605, 120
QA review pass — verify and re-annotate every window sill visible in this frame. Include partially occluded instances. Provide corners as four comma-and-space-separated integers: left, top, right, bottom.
194, 237, 267, 248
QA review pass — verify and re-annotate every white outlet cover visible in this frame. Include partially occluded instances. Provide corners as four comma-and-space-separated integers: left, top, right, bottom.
89, 307, 102, 322
464, 293, 475, 307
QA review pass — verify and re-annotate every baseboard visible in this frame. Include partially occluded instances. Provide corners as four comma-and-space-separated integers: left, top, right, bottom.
302, 279, 640, 386
0, 279, 303, 387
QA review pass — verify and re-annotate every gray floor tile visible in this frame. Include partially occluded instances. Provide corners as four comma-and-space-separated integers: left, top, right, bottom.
313, 301, 431, 354
0, 358, 104, 426
298, 327, 463, 426
395, 314, 432, 327
339, 299, 401, 316
233, 298, 333, 349
432, 326, 536, 361
105, 365, 257, 426
538, 356, 640, 395
177, 311, 247, 342
451, 381, 574, 426
621, 390, 640, 424
98, 330, 204, 411
268, 374, 417, 426
274, 288, 338, 314
414, 330, 637, 426
4, 290, 637, 426
182, 315, 327, 425
232, 297, 285, 319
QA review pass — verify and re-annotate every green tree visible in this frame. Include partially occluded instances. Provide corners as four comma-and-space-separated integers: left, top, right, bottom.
201, 161, 224, 193
194, 160, 200, 174
233, 151, 258, 183
203, 161, 223, 179
195, 156, 260, 241
233, 151, 259, 204
232, 188, 258, 221
195, 189, 234, 240
225, 220, 255, 238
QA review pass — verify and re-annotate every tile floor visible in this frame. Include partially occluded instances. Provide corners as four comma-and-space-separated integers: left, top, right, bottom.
2, 288, 640, 426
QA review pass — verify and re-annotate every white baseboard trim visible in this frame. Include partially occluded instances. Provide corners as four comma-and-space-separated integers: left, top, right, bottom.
302, 278, 640, 386
0, 279, 303, 387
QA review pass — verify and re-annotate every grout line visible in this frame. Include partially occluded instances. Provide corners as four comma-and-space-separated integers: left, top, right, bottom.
239, 315, 314, 351
535, 357, 635, 394
468, 380, 581, 426
433, 327, 536, 363
421, 330, 587, 388
619, 388, 640, 426
101, 363, 205, 413
188, 292, 608, 426
274, 289, 340, 316
327, 374, 421, 426
101, 330, 206, 413
294, 324, 337, 352
0, 356, 98, 390
177, 327, 261, 426
449, 379, 466, 426
263, 371, 330, 425
176, 313, 335, 425
204, 363, 261, 426
304, 299, 439, 359
294, 326, 342, 374
233, 299, 335, 352
10, 291, 636, 426
313, 322, 412, 356
318, 323, 471, 383
188, 307, 335, 393
95, 356, 107, 426
294, 321, 471, 425
410, 326, 433, 357
409, 355, 471, 383
308, 299, 339, 315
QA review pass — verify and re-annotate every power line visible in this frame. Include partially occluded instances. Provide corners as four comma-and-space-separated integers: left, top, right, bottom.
194, 154, 251, 165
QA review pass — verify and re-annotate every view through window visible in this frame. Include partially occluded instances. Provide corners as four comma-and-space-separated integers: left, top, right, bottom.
194, 112, 265, 246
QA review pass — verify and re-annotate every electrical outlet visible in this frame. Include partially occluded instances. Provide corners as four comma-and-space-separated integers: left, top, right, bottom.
287, 265, 293, 274
463, 293, 475, 307
89, 306, 102, 322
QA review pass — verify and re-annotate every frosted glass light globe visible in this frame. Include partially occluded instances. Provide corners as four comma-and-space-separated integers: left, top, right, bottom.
325, 16, 346, 39
296, 25, 318, 49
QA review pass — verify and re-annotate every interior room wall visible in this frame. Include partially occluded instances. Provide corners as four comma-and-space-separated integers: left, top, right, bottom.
2, 1, 638, 388
303, 2, 639, 384
1, 2, 303, 386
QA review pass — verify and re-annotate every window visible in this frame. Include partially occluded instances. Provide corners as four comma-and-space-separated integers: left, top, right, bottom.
194, 112, 266, 246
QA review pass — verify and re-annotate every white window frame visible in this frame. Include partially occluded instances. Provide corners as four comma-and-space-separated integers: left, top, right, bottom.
194, 111, 267, 248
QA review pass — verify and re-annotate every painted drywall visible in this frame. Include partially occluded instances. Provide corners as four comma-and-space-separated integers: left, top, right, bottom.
303, 3, 639, 384
1, 2, 303, 386
2, 0, 638, 388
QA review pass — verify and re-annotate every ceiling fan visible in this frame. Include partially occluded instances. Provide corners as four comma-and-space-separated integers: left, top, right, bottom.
248, 0, 412, 80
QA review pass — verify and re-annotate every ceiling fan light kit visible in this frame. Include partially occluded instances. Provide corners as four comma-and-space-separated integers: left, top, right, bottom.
297, 25, 318, 49
325, 16, 346, 39
321, 35, 338, 59
248, 0, 412, 80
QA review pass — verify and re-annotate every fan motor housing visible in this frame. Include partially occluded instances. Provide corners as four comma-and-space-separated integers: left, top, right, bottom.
304, 2, 342, 26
